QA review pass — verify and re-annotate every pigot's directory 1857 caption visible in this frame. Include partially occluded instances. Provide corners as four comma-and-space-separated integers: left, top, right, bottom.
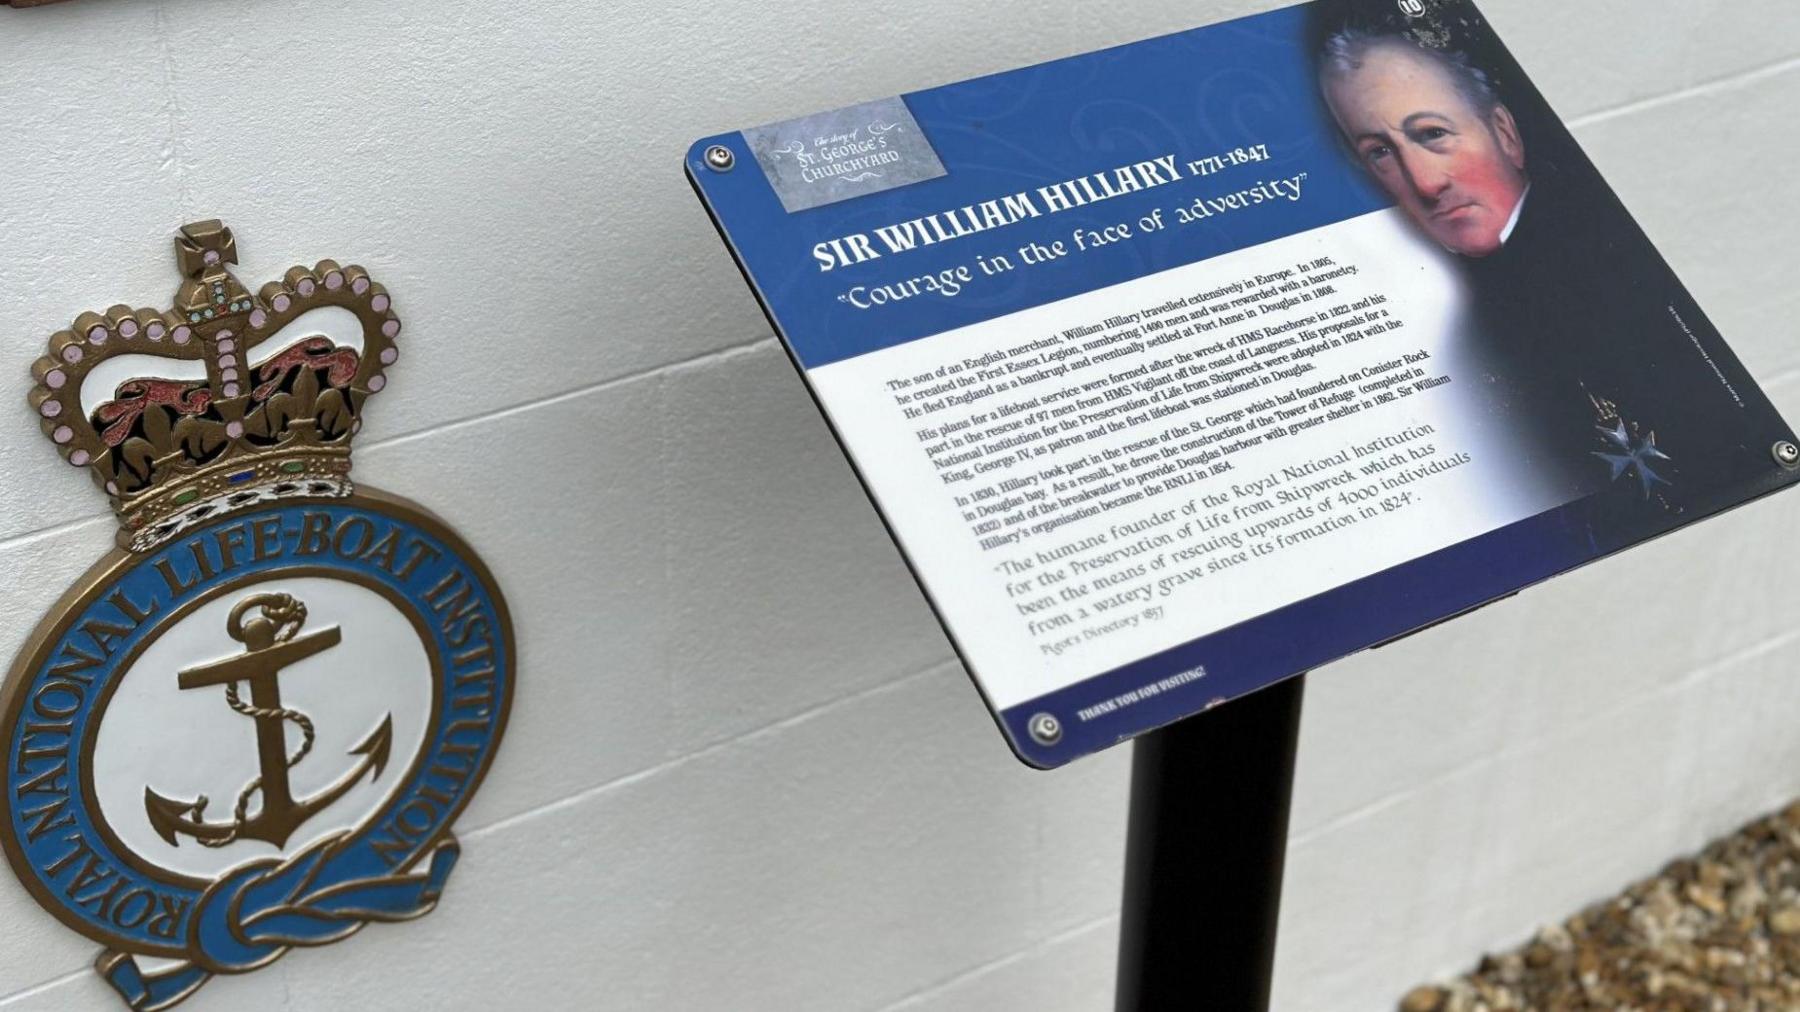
687, 0, 1797, 768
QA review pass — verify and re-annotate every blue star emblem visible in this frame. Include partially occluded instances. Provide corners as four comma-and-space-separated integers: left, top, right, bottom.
1592, 422, 1671, 498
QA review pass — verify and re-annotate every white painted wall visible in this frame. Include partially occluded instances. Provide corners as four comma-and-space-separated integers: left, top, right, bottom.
0, 1, 1794, 1008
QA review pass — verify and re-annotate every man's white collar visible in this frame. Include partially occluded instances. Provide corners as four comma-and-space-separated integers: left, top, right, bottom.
1499, 185, 1531, 245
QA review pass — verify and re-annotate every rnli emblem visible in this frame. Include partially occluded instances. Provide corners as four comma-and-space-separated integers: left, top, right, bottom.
3, 221, 514, 1009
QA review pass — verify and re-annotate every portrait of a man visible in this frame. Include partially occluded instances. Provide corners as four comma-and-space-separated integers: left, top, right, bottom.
1318, 28, 1527, 259
1306, 0, 1775, 518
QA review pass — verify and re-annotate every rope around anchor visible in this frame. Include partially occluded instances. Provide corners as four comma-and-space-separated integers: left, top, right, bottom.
199, 687, 318, 848
198, 595, 320, 849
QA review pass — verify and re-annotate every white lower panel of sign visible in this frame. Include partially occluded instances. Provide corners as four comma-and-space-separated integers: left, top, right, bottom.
810, 209, 1579, 711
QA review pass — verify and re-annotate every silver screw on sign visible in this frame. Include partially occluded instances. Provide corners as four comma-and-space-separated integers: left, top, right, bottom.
704, 145, 735, 172
1775, 441, 1800, 469
1027, 713, 1063, 746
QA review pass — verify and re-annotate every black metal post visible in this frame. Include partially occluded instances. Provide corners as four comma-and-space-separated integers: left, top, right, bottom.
1114, 674, 1306, 1012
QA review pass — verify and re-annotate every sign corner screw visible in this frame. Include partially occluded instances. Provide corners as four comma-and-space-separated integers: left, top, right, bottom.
1027, 713, 1063, 746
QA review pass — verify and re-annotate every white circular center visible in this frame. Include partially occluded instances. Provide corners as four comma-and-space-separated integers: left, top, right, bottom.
92, 575, 433, 880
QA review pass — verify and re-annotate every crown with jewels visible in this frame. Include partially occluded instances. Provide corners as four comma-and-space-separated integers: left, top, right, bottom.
28, 221, 403, 552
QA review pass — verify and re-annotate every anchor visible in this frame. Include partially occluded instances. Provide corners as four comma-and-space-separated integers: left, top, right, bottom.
144, 592, 394, 849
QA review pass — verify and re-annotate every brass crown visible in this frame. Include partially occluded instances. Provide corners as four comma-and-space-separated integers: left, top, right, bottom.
28, 221, 403, 552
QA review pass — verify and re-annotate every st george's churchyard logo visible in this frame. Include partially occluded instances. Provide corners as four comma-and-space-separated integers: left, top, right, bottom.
4, 222, 514, 1010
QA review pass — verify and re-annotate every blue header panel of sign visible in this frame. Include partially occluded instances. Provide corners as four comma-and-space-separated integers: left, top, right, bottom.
693, 4, 1392, 369
689, 0, 1799, 768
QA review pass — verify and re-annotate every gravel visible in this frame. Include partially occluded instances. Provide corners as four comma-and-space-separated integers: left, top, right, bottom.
1399, 802, 1800, 1011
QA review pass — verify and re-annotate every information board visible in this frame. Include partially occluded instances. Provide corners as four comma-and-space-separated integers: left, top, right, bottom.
687, 0, 1799, 768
